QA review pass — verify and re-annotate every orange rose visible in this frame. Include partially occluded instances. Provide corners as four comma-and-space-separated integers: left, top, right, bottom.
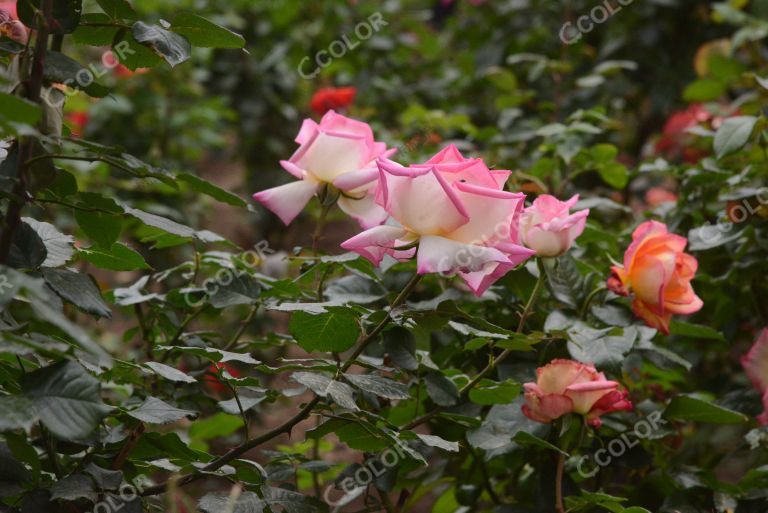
607, 221, 702, 334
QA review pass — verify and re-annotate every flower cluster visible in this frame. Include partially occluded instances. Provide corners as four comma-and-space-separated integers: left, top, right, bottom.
253, 112, 702, 323
253, 111, 591, 296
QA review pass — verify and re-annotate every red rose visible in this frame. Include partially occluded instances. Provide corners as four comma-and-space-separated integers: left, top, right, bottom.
309, 87, 356, 116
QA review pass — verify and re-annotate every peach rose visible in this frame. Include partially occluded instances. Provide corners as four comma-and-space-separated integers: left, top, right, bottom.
522, 359, 632, 427
741, 328, 768, 425
607, 221, 702, 334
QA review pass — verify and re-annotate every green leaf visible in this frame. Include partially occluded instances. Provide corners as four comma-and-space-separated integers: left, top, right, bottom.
17, 0, 82, 34
79, 243, 150, 271
120, 204, 225, 243
669, 321, 726, 341
42, 268, 111, 318
218, 388, 266, 415
0, 396, 38, 433
177, 173, 247, 207
71, 13, 119, 45
0, 93, 42, 126
143, 362, 197, 384
21, 360, 113, 440
74, 193, 124, 248
0, 443, 32, 490
682, 78, 726, 102
7, 221, 47, 269
43, 51, 110, 98
170, 12, 245, 48
291, 372, 358, 410
188, 412, 243, 450
308, 418, 391, 451
289, 309, 360, 353
345, 374, 410, 400
468, 379, 521, 405
687, 223, 744, 251
132, 21, 191, 67
597, 162, 629, 189
96, 0, 138, 20
542, 254, 584, 308
424, 372, 459, 407
567, 325, 636, 370
512, 431, 568, 455
113, 34, 162, 70
21, 218, 75, 267
127, 397, 197, 425
209, 273, 261, 308
665, 394, 748, 424
50, 473, 97, 501
713, 115, 758, 158
199, 489, 326, 513
415, 434, 460, 452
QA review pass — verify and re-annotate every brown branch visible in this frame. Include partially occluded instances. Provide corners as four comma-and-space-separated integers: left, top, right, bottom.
141, 273, 423, 497
0, 0, 53, 263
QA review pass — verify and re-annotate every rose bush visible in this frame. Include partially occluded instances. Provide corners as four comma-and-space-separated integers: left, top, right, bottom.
1, 1, 767, 513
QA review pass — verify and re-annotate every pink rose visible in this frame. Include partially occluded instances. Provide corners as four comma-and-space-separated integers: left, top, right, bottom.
341, 145, 535, 296
522, 359, 633, 427
741, 329, 768, 425
252, 110, 394, 228
520, 194, 589, 257
607, 221, 703, 334
0, 5, 27, 44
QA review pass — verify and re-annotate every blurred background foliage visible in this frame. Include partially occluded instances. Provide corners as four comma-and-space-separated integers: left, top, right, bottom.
3, 0, 768, 511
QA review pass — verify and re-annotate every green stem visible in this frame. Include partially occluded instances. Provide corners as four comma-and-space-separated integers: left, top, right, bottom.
403, 259, 546, 430
222, 304, 258, 351
579, 285, 606, 319
312, 185, 336, 255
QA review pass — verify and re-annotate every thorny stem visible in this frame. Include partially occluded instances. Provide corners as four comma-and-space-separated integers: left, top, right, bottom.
141, 272, 422, 497
555, 451, 566, 513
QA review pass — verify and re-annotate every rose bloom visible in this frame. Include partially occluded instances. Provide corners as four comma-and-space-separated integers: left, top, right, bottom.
0, 4, 28, 44
310, 87, 356, 116
645, 187, 678, 208
253, 110, 394, 228
342, 145, 535, 296
204, 363, 240, 395
522, 359, 632, 427
607, 221, 703, 334
519, 194, 589, 257
66, 110, 89, 138
654, 104, 710, 164
741, 329, 768, 425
